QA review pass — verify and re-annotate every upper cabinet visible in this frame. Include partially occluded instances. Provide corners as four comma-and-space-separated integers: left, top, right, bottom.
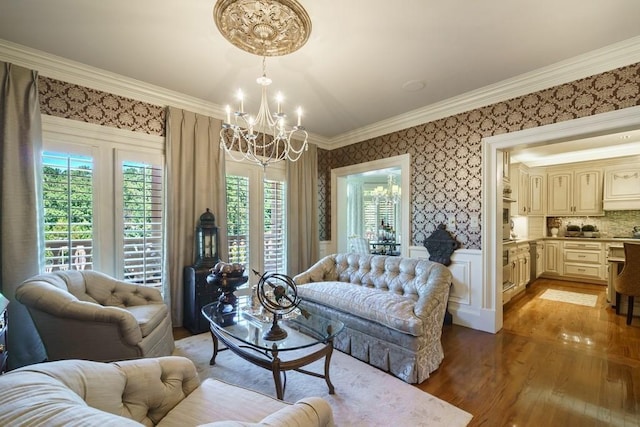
510, 163, 545, 216
603, 165, 640, 210
547, 168, 603, 216
529, 173, 546, 216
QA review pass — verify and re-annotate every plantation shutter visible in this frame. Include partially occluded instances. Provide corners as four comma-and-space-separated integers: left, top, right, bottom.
42, 151, 94, 272
226, 174, 250, 266
121, 160, 164, 286
263, 179, 286, 273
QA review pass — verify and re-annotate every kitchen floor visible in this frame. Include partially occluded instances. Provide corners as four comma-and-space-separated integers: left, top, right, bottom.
419, 278, 640, 426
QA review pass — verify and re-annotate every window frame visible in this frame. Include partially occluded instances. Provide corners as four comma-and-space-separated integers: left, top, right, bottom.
225, 156, 287, 283
41, 115, 165, 280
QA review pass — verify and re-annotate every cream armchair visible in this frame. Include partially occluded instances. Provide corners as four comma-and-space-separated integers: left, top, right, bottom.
15, 270, 174, 362
0, 356, 335, 426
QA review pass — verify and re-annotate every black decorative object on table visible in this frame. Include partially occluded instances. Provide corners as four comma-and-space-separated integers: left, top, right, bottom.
423, 223, 459, 325
253, 269, 303, 341
206, 261, 248, 326
423, 223, 459, 266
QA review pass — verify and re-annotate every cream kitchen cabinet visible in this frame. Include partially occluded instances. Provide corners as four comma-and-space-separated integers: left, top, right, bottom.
534, 241, 544, 279
562, 241, 605, 283
603, 165, 640, 210
528, 173, 545, 216
510, 164, 529, 216
543, 240, 562, 276
547, 168, 603, 216
508, 242, 531, 298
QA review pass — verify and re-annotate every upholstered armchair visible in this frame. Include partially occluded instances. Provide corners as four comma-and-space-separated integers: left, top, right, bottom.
15, 270, 174, 362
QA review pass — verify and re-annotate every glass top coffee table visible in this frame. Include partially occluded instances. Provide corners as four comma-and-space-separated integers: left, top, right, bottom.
201, 302, 344, 400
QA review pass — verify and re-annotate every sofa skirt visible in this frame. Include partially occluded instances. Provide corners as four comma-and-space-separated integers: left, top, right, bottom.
300, 300, 444, 384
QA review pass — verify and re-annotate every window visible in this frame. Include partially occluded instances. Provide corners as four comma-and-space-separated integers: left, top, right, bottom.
118, 157, 164, 286
225, 159, 287, 282
42, 152, 94, 272
41, 116, 165, 289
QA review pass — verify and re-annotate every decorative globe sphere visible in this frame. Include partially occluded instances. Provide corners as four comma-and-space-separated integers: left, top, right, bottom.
254, 270, 301, 340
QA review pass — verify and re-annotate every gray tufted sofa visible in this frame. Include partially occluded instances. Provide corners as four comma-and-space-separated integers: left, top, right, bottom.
293, 253, 452, 384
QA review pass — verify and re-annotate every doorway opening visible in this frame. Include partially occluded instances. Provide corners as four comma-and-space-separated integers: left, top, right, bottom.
331, 154, 410, 256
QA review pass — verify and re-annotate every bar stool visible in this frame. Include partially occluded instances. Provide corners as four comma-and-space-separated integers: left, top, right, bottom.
614, 243, 640, 325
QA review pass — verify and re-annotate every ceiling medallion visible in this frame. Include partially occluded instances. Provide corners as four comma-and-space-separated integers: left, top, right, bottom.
214, 0, 312, 57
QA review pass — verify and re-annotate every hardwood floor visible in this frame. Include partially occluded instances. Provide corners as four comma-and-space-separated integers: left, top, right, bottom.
418, 278, 640, 426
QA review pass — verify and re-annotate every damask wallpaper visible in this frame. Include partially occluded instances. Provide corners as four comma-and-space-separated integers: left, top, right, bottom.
36, 64, 640, 250
318, 63, 640, 248
38, 76, 165, 136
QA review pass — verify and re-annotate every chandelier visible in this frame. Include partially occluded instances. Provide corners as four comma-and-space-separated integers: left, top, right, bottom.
214, 0, 312, 168
372, 175, 401, 205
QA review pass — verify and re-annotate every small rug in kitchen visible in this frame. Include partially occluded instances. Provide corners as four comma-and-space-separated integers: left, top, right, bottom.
174, 332, 473, 427
539, 289, 598, 307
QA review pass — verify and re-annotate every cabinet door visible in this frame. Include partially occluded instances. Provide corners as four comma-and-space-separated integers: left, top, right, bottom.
529, 174, 545, 215
518, 170, 530, 216
605, 167, 640, 200
547, 172, 572, 215
574, 169, 602, 215
535, 244, 544, 278
544, 241, 561, 275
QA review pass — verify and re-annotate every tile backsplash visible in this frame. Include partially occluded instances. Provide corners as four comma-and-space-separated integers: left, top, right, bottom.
547, 211, 640, 238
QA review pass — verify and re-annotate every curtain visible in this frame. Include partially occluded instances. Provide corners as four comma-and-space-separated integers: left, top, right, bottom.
165, 107, 227, 327
0, 62, 47, 368
286, 143, 319, 275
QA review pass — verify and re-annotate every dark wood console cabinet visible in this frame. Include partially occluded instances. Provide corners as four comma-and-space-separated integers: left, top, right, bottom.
0, 293, 8, 374
183, 266, 221, 334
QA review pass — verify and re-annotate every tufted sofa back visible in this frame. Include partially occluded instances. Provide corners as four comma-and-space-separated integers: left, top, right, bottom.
0, 356, 200, 426
296, 253, 449, 301
22, 270, 163, 308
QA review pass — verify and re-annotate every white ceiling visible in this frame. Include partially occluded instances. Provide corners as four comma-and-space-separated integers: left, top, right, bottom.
1, 0, 640, 156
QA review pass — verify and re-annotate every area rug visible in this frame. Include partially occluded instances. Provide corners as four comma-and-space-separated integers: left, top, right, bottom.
539, 289, 598, 307
174, 333, 472, 427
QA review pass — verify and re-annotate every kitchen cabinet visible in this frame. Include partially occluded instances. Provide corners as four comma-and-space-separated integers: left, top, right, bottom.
534, 241, 544, 279
508, 242, 530, 298
528, 173, 546, 215
510, 164, 529, 216
562, 241, 605, 283
603, 165, 640, 210
547, 168, 603, 216
543, 240, 562, 276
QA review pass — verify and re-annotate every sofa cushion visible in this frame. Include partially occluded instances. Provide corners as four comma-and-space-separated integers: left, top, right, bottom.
157, 378, 290, 426
125, 303, 169, 337
297, 281, 424, 336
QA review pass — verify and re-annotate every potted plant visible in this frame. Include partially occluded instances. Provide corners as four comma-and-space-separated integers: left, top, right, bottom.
581, 224, 596, 237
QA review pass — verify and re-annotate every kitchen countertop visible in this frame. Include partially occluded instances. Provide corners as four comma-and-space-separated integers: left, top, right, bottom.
503, 236, 640, 246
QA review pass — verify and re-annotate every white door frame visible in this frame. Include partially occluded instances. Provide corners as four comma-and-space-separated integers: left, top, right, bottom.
482, 105, 640, 333
331, 154, 411, 256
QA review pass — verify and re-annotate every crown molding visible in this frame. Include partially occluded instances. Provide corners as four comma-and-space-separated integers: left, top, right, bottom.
327, 36, 640, 149
0, 39, 227, 117
2, 36, 639, 150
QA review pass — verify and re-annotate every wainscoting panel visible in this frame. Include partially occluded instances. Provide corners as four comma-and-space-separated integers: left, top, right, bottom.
409, 246, 484, 330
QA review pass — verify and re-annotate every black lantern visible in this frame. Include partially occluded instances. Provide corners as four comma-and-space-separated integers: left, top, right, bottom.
195, 208, 219, 268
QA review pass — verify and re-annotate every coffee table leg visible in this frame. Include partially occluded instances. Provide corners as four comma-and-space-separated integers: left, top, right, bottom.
209, 329, 219, 366
271, 346, 284, 400
324, 341, 335, 394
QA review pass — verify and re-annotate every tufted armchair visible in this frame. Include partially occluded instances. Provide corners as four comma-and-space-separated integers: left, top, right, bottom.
15, 270, 174, 362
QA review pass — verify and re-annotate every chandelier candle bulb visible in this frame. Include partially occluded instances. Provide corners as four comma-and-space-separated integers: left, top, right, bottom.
297, 107, 302, 127
237, 90, 244, 113
276, 92, 283, 114
225, 105, 231, 124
